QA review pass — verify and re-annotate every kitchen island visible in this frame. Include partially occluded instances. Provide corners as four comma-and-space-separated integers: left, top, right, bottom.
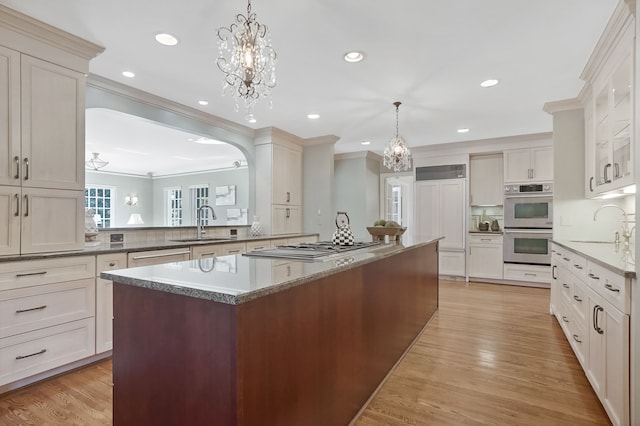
102, 238, 440, 425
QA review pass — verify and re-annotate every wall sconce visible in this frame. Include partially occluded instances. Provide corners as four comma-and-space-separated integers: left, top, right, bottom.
125, 194, 138, 206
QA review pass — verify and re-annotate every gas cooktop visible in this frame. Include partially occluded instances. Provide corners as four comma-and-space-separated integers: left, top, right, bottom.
243, 241, 381, 260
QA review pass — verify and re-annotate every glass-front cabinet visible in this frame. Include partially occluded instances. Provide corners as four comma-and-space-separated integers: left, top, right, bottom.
585, 13, 634, 197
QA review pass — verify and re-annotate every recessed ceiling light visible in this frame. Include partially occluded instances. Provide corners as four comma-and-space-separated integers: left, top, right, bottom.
198, 100, 209, 106
361, 141, 371, 145
245, 114, 257, 123
344, 51, 364, 63
480, 79, 499, 87
457, 128, 470, 133
307, 113, 320, 119
122, 71, 135, 78
155, 33, 178, 46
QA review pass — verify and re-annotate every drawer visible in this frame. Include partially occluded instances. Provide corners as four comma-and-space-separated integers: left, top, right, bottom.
96, 253, 127, 275
191, 244, 222, 259
469, 234, 503, 245
246, 240, 270, 252
0, 318, 95, 386
567, 253, 587, 281
503, 264, 551, 284
0, 278, 95, 339
586, 261, 629, 314
269, 238, 289, 248
569, 317, 588, 369
127, 248, 191, 268
219, 242, 246, 255
0, 256, 95, 291
570, 278, 589, 329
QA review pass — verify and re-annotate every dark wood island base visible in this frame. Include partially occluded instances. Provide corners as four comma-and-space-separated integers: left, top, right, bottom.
112, 241, 439, 425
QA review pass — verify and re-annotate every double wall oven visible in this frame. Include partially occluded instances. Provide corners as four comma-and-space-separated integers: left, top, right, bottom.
503, 183, 553, 266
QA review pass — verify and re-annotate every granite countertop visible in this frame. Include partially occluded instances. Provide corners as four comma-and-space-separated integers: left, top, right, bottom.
0, 234, 318, 263
552, 239, 635, 278
101, 237, 442, 306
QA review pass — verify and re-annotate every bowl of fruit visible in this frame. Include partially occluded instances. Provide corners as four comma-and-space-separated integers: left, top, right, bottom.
366, 220, 407, 242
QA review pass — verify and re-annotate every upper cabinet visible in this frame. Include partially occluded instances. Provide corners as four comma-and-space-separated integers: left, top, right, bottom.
581, 2, 634, 197
470, 154, 503, 206
503, 147, 553, 183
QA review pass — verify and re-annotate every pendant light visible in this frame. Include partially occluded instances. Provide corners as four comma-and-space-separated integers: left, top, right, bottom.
383, 102, 412, 172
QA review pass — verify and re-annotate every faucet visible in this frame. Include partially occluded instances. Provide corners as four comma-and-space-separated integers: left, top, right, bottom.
593, 204, 634, 245
196, 205, 216, 240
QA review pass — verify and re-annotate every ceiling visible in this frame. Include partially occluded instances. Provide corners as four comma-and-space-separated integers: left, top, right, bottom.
1, 0, 619, 174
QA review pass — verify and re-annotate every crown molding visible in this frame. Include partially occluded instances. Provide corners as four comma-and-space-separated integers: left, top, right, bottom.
543, 98, 583, 114
304, 135, 340, 146
254, 127, 304, 149
335, 151, 382, 161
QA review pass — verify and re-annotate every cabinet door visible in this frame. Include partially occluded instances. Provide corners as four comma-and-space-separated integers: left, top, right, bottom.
584, 97, 597, 196
96, 253, 126, 354
503, 149, 531, 183
439, 180, 465, 249
20, 188, 84, 254
288, 149, 302, 205
530, 146, 553, 181
272, 205, 301, 235
21, 55, 85, 190
415, 181, 440, 240
468, 242, 503, 279
0, 186, 20, 256
272, 145, 301, 206
470, 155, 503, 206
0, 46, 20, 187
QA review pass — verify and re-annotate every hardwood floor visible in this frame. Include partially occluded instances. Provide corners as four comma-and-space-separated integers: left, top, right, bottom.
0, 280, 610, 425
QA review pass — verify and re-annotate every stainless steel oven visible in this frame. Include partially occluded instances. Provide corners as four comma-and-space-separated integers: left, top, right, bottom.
504, 183, 553, 229
503, 229, 552, 265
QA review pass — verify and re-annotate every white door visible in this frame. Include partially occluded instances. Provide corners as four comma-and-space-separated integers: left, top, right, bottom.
531, 146, 553, 181
504, 149, 531, 183
0, 186, 20, 255
439, 180, 465, 249
0, 46, 20, 187
415, 181, 440, 239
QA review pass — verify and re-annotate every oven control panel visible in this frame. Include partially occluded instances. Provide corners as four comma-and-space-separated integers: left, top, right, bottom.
504, 183, 552, 194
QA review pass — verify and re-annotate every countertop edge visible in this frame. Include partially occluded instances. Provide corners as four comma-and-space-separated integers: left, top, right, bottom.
552, 239, 635, 278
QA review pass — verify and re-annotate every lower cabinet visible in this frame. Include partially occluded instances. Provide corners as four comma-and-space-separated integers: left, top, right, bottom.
0, 256, 96, 387
95, 253, 126, 354
503, 263, 550, 285
127, 247, 191, 267
439, 250, 465, 277
468, 234, 503, 279
550, 243, 630, 426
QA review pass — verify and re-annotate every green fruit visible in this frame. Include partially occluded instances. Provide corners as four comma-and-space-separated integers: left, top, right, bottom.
373, 219, 386, 227
385, 220, 400, 227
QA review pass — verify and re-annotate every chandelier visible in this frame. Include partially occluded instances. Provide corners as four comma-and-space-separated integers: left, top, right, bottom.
216, 0, 277, 116
383, 102, 412, 172
85, 152, 108, 171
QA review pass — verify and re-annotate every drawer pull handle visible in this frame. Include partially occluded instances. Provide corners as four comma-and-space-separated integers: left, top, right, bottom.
562, 257, 570, 261
572, 335, 582, 344
109, 262, 116, 267
16, 305, 47, 313
15, 271, 47, 278
588, 273, 600, 280
524, 273, 537, 277
131, 251, 191, 260
480, 239, 491, 242
604, 283, 620, 293
573, 264, 583, 270
227, 250, 241, 254
16, 348, 46, 360
23, 157, 29, 180
14, 193, 19, 217
14, 156, 20, 179
562, 283, 570, 289
562, 316, 569, 323
573, 295, 582, 302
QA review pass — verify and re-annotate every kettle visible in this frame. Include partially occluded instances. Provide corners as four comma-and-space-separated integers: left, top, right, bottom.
332, 211, 355, 246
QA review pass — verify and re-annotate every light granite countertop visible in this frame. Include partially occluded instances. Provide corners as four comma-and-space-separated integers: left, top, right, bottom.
552, 239, 635, 278
0, 234, 317, 263
101, 237, 442, 305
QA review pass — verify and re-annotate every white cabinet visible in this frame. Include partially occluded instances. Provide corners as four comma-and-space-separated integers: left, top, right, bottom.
469, 154, 503, 206
468, 234, 503, 279
95, 253, 126, 354
127, 248, 191, 268
583, 5, 634, 197
0, 256, 96, 387
256, 141, 303, 235
0, 44, 93, 255
416, 179, 465, 276
503, 263, 550, 285
503, 147, 553, 183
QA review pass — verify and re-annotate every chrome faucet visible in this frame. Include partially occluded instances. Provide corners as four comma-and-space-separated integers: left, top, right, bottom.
196, 205, 216, 240
593, 204, 634, 245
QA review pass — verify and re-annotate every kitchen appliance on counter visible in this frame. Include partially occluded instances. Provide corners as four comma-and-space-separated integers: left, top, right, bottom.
243, 241, 381, 261
504, 183, 553, 265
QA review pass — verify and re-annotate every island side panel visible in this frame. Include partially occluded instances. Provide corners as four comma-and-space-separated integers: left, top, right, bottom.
235, 241, 439, 425
112, 283, 238, 426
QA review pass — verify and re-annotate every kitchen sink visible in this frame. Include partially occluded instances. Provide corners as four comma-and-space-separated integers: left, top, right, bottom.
170, 237, 233, 242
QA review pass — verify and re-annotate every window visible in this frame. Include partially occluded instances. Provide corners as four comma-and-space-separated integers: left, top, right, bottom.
85, 186, 114, 228
191, 185, 211, 224
166, 187, 183, 226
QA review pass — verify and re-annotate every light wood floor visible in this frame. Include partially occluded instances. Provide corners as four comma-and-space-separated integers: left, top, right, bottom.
0, 280, 610, 425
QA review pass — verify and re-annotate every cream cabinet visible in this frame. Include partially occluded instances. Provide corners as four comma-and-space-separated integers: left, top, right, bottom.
469, 154, 503, 206
503, 263, 550, 285
416, 179, 465, 276
467, 234, 503, 280
0, 45, 20, 187
550, 243, 630, 426
582, 4, 634, 197
0, 256, 96, 387
255, 138, 303, 236
503, 147, 553, 183
95, 253, 126, 354
127, 248, 191, 268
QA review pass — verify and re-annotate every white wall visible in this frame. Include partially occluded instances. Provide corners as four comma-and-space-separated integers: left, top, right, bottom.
86, 171, 153, 227
302, 143, 335, 240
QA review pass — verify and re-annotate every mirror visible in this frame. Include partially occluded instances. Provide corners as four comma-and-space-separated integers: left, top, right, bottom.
85, 108, 250, 228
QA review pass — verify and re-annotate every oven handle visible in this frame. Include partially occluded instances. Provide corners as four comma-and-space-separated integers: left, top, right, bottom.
503, 228, 552, 235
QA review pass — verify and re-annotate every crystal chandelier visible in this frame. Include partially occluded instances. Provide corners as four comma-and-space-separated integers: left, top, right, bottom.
383, 102, 412, 172
85, 152, 108, 170
216, 0, 277, 116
